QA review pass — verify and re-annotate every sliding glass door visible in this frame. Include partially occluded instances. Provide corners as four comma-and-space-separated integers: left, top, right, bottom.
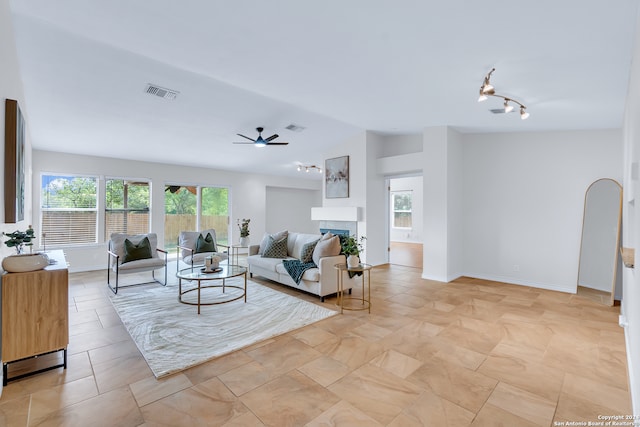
164, 185, 229, 255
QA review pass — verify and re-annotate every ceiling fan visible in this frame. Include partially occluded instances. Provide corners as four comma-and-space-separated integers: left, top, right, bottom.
233, 127, 289, 147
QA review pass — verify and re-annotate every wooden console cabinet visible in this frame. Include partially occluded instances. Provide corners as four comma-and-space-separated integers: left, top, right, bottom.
1, 250, 68, 385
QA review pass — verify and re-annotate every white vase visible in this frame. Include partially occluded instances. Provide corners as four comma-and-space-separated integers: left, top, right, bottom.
347, 254, 360, 268
2, 253, 49, 273
239, 236, 249, 247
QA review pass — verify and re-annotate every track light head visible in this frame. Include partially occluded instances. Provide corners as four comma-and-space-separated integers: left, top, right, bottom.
477, 68, 528, 121
504, 99, 514, 114
297, 164, 323, 173
478, 88, 488, 102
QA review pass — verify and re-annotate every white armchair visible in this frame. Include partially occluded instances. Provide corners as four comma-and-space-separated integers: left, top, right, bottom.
107, 232, 167, 294
177, 229, 228, 271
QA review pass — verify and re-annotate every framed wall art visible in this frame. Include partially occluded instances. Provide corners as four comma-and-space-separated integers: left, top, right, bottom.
325, 155, 349, 198
5, 99, 25, 223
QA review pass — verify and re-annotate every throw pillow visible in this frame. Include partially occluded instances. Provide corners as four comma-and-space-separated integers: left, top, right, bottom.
320, 232, 334, 241
312, 235, 341, 266
259, 230, 288, 255
262, 235, 289, 258
300, 239, 320, 264
195, 232, 216, 253
122, 236, 152, 264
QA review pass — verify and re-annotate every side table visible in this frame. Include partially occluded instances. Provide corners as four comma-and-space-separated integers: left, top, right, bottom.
218, 244, 248, 266
334, 263, 372, 313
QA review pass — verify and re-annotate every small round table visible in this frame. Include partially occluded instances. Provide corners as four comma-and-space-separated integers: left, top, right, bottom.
217, 243, 248, 266
334, 263, 372, 313
177, 265, 247, 314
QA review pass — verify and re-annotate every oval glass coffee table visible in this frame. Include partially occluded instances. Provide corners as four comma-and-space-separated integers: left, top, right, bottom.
177, 265, 247, 314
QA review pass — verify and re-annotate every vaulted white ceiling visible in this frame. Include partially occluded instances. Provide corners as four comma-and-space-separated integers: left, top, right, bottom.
9, 0, 640, 178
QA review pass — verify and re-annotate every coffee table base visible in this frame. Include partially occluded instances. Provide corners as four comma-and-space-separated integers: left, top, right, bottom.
177, 269, 247, 314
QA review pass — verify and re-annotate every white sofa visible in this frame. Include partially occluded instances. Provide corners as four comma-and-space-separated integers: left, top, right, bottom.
247, 232, 357, 301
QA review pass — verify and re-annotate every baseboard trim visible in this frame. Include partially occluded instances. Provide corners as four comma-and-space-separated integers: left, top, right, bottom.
459, 272, 575, 294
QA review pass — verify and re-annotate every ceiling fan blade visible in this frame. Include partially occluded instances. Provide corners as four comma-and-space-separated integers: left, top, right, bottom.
265, 133, 279, 142
233, 141, 258, 144
266, 142, 289, 145
237, 133, 256, 142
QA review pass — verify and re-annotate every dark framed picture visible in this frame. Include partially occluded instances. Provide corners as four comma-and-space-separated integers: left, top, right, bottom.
4, 99, 25, 223
325, 155, 349, 198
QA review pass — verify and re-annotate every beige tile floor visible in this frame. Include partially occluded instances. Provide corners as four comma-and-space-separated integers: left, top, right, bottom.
0, 263, 631, 426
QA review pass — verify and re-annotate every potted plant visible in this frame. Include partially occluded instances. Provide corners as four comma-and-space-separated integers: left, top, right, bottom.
237, 218, 250, 246
3, 225, 36, 254
341, 235, 366, 268
2, 225, 49, 272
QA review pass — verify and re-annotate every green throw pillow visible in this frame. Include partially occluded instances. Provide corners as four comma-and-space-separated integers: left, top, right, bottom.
300, 239, 319, 264
122, 237, 152, 264
262, 235, 288, 258
196, 232, 216, 253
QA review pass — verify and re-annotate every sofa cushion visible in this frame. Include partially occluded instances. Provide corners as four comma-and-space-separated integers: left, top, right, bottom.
259, 230, 288, 255
276, 263, 320, 282
249, 255, 290, 273
290, 233, 320, 258
184, 252, 228, 265
262, 235, 288, 258
312, 235, 341, 266
300, 239, 319, 263
122, 236, 152, 264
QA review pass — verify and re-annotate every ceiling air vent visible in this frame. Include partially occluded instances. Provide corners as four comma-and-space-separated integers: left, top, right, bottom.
489, 108, 515, 114
285, 123, 306, 132
145, 84, 179, 100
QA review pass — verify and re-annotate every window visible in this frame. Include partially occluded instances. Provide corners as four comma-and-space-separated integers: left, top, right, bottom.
41, 175, 98, 245
105, 179, 150, 239
164, 185, 229, 253
201, 186, 229, 245
392, 191, 412, 228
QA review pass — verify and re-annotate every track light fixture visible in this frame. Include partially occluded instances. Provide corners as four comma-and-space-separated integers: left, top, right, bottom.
478, 68, 530, 120
297, 164, 322, 173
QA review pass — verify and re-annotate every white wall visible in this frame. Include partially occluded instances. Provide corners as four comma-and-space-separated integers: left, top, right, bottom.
622, 4, 640, 414
1, 0, 32, 258
32, 150, 320, 271
390, 176, 423, 243
462, 129, 623, 293
422, 126, 464, 282
363, 131, 387, 266
266, 186, 321, 235
378, 134, 423, 157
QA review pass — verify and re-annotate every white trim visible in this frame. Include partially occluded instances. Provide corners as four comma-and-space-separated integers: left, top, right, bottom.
455, 271, 575, 293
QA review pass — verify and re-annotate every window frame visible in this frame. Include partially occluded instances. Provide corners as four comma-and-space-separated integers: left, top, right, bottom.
391, 190, 413, 230
40, 173, 100, 247
104, 177, 151, 239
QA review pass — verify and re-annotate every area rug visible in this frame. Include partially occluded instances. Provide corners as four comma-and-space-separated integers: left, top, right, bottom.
109, 279, 339, 378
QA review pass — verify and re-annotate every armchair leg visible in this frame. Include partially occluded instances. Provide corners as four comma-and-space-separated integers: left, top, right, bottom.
107, 265, 120, 294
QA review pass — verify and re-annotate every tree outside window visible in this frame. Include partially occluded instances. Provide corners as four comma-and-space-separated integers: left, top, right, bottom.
105, 179, 150, 239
